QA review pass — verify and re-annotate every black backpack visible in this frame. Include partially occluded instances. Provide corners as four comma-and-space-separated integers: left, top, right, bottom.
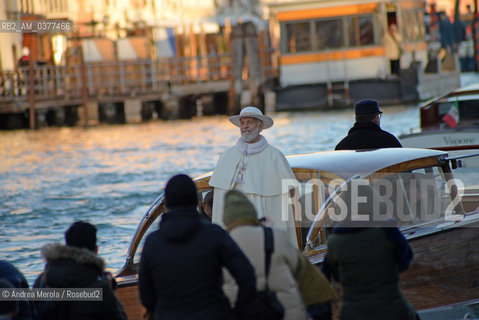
253, 227, 285, 320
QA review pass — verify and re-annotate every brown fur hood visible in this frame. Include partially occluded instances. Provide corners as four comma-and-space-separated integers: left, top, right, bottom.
41, 243, 105, 272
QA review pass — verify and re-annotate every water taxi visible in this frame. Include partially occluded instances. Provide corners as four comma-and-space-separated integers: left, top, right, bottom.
263, 0, 461, 109
399, 83, 479, 150
114, 148, 479, 319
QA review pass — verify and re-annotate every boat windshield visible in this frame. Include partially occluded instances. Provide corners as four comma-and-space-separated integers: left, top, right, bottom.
304, 164, 463, 254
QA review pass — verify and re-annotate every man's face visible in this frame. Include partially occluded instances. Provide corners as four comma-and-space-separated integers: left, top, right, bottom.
240, 117, 263, 143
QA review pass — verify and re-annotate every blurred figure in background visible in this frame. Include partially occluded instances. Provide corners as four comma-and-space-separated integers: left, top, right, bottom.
0, 260, 35, 320
199, 190, 214, 221
383, 24, 403, 76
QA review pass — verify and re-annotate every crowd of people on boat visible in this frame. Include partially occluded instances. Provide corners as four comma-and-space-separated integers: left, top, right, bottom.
1, 101, 420, 320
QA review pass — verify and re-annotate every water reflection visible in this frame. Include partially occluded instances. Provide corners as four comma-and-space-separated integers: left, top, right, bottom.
0, 107, 418, 284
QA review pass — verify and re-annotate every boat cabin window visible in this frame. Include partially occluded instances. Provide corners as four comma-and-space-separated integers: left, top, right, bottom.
315, 19, 343, 49
346, 16, 375, 46
281, 14, 378, 54
438, 99, 479, 128
285, 22, 312, 53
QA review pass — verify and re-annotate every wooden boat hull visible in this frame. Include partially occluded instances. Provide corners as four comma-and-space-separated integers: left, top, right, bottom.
400, 130, 479, 149
115, 275, 145, 320
401, 222, 479, 310
115, 223, 479, 320
308, 217, 479, 316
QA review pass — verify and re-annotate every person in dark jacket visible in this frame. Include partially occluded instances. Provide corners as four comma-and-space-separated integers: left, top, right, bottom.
0, 261, 35, 320
34, 221, 127, 320
321, 182, 417, 320
139, 174, 258, 320
335, 99, 402, 150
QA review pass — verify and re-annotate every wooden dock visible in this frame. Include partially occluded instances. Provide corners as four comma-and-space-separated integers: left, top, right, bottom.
0, 49, 277, 129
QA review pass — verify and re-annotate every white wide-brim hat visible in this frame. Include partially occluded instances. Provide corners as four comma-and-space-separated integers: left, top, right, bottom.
229, 106, 274, 129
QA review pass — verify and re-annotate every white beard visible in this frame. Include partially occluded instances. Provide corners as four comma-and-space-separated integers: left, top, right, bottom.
241, 127, 261, 142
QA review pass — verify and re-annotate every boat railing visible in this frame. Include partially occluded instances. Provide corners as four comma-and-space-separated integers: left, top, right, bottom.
303, 175, 361, 252
325, 48, 350, 106
116, 192, 165, 276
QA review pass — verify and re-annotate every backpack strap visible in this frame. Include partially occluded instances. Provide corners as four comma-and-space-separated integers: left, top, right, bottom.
263, 227, 274, 291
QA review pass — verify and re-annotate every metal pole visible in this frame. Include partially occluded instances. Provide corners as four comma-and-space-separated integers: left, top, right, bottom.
474, 0, 479, 71
28, 35, 36, 130
78, 34, 89, 127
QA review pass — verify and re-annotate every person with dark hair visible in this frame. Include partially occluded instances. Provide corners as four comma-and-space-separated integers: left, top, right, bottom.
64, 221, 97, 251
335, 99, 402, 150
438, 11, 455, 53
0, 261, 35, 320
139, 174, 258, 320
34, 221, 127, 320
199, 190, 214, 221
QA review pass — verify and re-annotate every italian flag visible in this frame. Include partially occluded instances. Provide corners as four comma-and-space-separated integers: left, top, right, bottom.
442, 101, 459, 128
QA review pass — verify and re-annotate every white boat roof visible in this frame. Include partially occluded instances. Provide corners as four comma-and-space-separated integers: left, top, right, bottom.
286, 148, 447, 179
420, 83, 479, 108
454, 83, 479, 93
194, 148, 447, 183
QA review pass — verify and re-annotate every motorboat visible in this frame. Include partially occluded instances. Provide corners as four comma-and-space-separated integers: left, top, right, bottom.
399, 83, 479, 150
114, 148, 479, 319
263, 0, 460, 109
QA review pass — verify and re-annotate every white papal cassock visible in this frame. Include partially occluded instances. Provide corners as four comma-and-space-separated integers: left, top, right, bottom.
209, 136, 299, 247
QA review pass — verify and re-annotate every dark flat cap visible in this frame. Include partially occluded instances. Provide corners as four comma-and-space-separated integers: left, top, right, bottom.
355, 99, 383, 115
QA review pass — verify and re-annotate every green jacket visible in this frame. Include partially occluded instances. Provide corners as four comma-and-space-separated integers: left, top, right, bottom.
326, 228, 416, 320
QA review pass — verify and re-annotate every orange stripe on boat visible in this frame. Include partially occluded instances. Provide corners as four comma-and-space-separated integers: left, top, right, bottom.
280, 47, 385, 65
277, 3, 378, 21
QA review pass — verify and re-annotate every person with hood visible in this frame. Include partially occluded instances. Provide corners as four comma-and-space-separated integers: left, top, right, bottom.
322, 182, 417, 320
34, 221, 127, 320
335, 99, 402, 150
138, 174, 258, 320
222, 190, 336, 320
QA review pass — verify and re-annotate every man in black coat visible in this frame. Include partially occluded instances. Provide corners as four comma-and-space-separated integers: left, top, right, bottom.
34, 221, 127, 320
139, 174, 257, 320
335, 99, 402, 150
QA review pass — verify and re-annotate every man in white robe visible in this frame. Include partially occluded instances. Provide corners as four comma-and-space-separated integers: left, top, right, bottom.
209, 106, 299, 247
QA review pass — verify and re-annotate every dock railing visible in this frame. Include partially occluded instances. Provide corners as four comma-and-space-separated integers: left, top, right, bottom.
0, 53, 242, 108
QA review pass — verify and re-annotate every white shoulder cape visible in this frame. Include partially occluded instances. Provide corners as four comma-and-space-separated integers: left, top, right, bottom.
209, 144, 296, 196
